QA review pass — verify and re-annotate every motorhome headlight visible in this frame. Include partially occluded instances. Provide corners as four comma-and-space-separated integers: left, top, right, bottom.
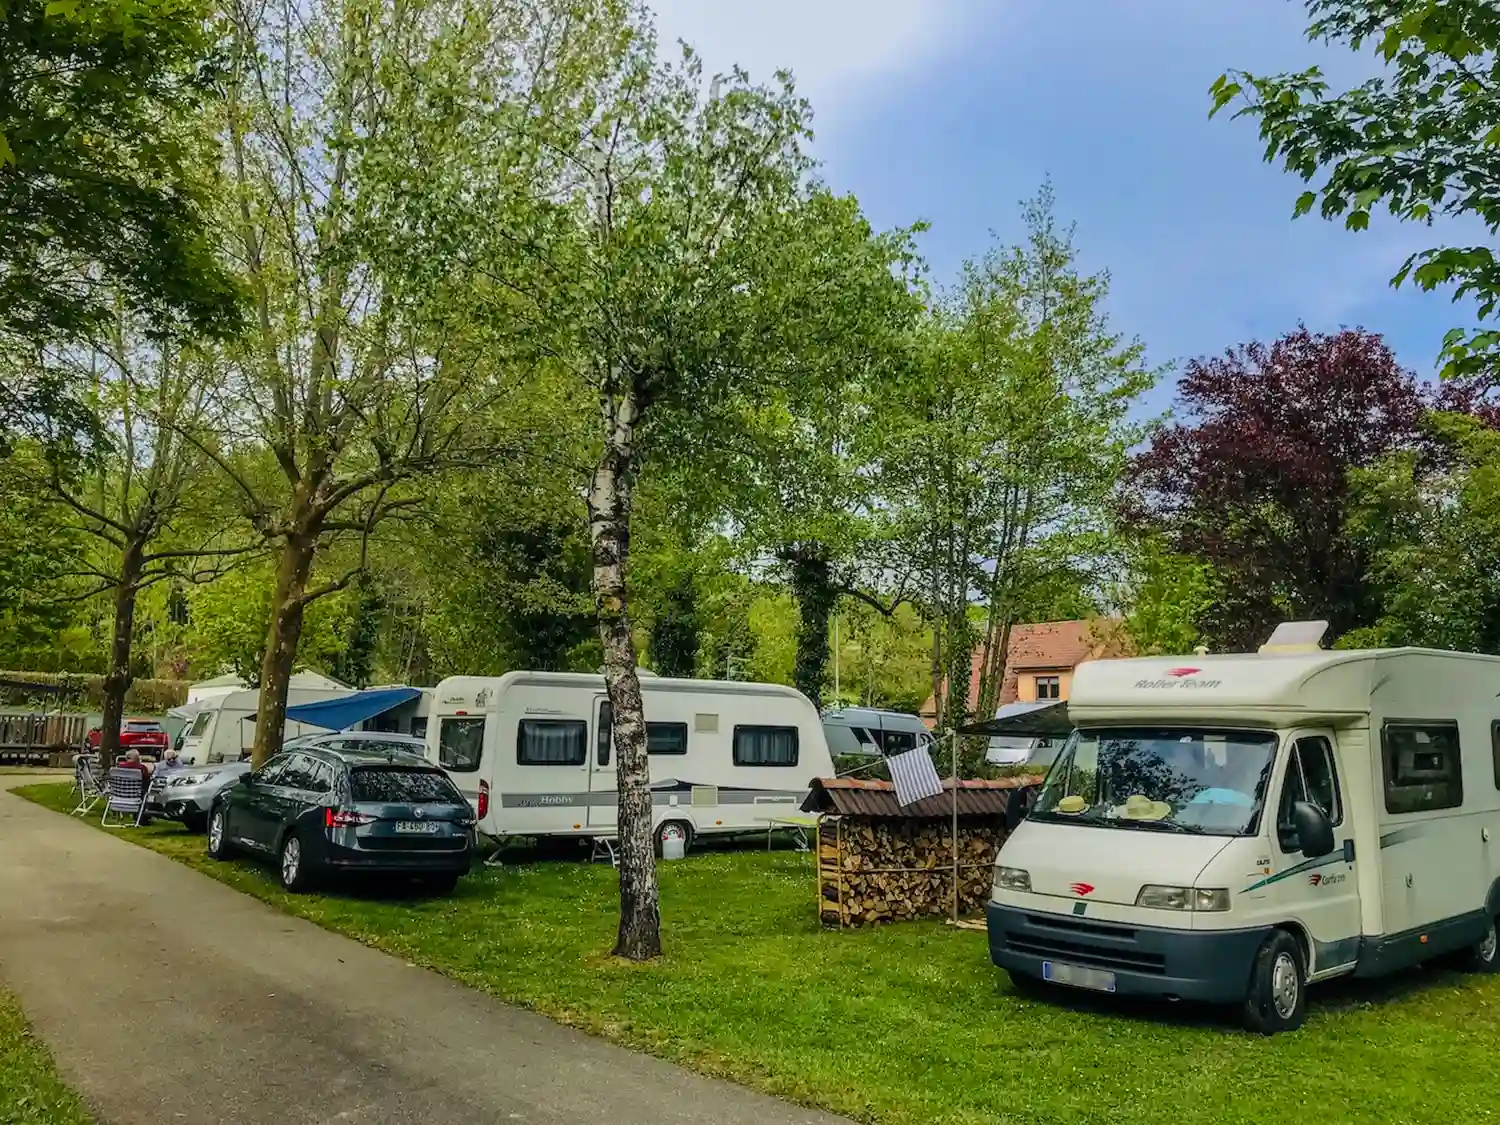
1136, 885, 1230, 912
994, 866, 1032, 893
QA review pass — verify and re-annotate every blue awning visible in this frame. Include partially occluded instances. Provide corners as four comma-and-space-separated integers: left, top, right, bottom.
284, 687, 420, 732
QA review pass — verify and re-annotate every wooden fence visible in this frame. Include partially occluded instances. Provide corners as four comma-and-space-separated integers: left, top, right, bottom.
0, 712, 89, 767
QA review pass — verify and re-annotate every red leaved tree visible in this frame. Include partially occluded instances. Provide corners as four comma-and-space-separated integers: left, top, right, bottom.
1120, 327, 1426, 651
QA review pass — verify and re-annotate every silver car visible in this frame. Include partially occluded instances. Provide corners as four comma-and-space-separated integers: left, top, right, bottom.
146, 761, 251, 831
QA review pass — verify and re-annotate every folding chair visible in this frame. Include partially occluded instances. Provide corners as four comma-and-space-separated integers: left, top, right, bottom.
136, 769, 169, 826
70, 755, 104, 817
100, 767, 147, 828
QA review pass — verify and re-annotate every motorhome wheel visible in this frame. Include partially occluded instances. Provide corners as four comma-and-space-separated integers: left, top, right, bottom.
1461, 916, 1500, 974
1242, 931, 1306, 1035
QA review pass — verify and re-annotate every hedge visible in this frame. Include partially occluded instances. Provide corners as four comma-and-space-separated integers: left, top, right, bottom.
0, 672, 190, 712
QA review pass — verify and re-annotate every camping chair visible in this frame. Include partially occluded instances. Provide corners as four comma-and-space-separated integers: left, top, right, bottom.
70, 755, 104, 817
136, 768, 169, 826
100, 767, 147, 829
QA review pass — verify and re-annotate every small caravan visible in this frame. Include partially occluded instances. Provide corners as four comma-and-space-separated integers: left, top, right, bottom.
177, 672, 353, 764
987, 625, 1500, 1032
424, 672, 833, 849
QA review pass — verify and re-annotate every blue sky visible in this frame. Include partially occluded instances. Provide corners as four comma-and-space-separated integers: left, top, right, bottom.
651, 0, 1480, 410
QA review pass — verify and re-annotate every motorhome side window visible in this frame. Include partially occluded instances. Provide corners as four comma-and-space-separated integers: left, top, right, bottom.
1382, 721, 1463, 813
1491, 720, 1500, 790
517, 719, 588, 766
733, 725, 799, 767
438, 717, 485, 773
1276, 736, 1342, 852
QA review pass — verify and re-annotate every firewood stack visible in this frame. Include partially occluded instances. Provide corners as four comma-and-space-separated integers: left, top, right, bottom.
801, 775, 1041, 929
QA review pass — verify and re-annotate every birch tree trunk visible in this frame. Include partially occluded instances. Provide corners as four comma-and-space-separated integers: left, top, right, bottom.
250, 524, 319, 768
588, 386, 661, 961
98, 536, 145, 764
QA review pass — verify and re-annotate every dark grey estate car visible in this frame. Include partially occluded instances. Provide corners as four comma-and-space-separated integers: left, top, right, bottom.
207, 744, 475, 894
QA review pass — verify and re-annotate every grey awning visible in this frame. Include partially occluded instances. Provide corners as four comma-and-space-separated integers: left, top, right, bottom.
956, 700, 1071, 737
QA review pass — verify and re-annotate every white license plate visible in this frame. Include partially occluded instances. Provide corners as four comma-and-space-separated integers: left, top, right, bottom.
394, 821, 441, 834
1042, 961, 1116, 992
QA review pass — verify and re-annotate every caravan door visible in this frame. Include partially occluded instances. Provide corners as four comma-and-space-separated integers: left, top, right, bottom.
589, 695, 619, 831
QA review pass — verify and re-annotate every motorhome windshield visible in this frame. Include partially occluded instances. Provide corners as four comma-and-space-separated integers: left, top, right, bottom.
1031, 727, 1278, 837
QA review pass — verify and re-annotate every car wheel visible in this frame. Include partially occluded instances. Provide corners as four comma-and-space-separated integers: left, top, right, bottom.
1243, 930, 1307, 1034
1461, 915, 1500, 973
656, 819, 694, 856
279, 832, 313, 893
206, 806, 232, 860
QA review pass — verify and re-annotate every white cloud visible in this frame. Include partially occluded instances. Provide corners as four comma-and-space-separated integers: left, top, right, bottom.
646, 0, 968, 128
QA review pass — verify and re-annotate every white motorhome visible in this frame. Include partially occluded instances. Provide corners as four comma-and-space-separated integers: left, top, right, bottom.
424, 672, 833, 849
987, 630, 1500, 1033
178, 673, 353, 764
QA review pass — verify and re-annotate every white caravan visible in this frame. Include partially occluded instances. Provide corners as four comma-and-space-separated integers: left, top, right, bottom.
424, 672, 833, 849
987, 633, 1500, 1033
178, 673, 353, 764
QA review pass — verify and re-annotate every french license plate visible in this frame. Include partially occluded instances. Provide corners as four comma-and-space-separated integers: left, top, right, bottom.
394, 821, 441, 834
1042, 961, 1117, 993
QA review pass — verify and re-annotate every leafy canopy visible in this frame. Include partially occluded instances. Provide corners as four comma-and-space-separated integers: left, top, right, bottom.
1212, 0, 1500, 378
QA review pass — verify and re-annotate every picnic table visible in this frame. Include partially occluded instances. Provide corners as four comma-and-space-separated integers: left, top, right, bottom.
755, 813, 820, 852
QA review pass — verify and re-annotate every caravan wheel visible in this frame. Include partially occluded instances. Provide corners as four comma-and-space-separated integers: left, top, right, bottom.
656, 820, 694, 855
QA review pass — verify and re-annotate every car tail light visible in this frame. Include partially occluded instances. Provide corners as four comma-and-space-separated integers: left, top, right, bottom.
477, 779, 490, 820
326, 808, 375, 828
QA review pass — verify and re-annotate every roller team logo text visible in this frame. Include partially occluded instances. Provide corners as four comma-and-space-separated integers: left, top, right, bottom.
1135, 667, 1223, 690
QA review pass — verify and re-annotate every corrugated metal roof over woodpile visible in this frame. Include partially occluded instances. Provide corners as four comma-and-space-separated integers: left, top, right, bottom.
801, 776, 1043, 819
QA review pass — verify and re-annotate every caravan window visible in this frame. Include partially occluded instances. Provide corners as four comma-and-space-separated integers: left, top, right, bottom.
1382, 721, 1463, 813
188, 711, 213, 737
598, 702, 612, 767
438, 717, 485, 773
733, 725, 799, 767
518, 719, 587, 766
647, 722, 688, 756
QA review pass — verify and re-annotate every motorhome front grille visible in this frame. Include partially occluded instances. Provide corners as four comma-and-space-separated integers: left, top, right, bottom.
1024, 913, 1135, 940
1005, 920, 1167, 975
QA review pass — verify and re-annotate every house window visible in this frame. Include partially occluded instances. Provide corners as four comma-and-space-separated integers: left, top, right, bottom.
517, 719, 588, 766
733, 725, 799, 767
1035, 676, 1061, 700
1382, 721, 1462, 813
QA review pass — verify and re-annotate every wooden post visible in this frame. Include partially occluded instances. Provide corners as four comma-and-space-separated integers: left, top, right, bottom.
950, 730, 959, 923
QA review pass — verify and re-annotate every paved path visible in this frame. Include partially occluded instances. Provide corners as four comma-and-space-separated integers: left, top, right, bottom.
0, 777, 847, 1125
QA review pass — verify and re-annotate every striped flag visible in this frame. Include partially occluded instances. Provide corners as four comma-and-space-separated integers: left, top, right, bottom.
887, 746, 944, 807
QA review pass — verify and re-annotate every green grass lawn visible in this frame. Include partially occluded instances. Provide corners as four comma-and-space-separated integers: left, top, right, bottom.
0, 988, 94, 1125
16, 781, 1500, 1125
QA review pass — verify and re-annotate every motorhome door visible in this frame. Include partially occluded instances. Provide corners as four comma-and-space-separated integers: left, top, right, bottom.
590, 695, 619, 831
1261, 730, 1362, 974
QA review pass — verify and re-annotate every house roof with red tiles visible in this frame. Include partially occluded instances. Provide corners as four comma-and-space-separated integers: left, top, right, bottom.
919, 618, 1130, 720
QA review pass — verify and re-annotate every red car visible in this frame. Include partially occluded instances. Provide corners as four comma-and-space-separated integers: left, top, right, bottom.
86, 718, 169, 754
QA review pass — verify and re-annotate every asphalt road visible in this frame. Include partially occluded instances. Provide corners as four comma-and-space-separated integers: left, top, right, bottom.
0, 776, 848, 1125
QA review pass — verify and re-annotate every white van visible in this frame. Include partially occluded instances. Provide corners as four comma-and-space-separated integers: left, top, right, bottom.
425, 672, 833, 850
987, 641, 1500, 1033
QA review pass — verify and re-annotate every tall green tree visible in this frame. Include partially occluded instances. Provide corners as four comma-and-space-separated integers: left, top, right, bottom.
1211, 0, 1500, 378
885, 188, 1152, 734
1, 0, 241, 378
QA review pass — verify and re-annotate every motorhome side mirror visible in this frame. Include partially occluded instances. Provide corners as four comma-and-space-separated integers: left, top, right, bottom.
1292, 801, 1335, 858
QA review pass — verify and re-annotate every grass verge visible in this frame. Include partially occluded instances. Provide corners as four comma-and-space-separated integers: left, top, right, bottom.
0, 988, 94, 1125
15, 780, 1500, 1125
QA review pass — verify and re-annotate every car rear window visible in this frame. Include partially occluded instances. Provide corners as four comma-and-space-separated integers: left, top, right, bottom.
125, 721, 163, 732
350, 768, 464, 804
